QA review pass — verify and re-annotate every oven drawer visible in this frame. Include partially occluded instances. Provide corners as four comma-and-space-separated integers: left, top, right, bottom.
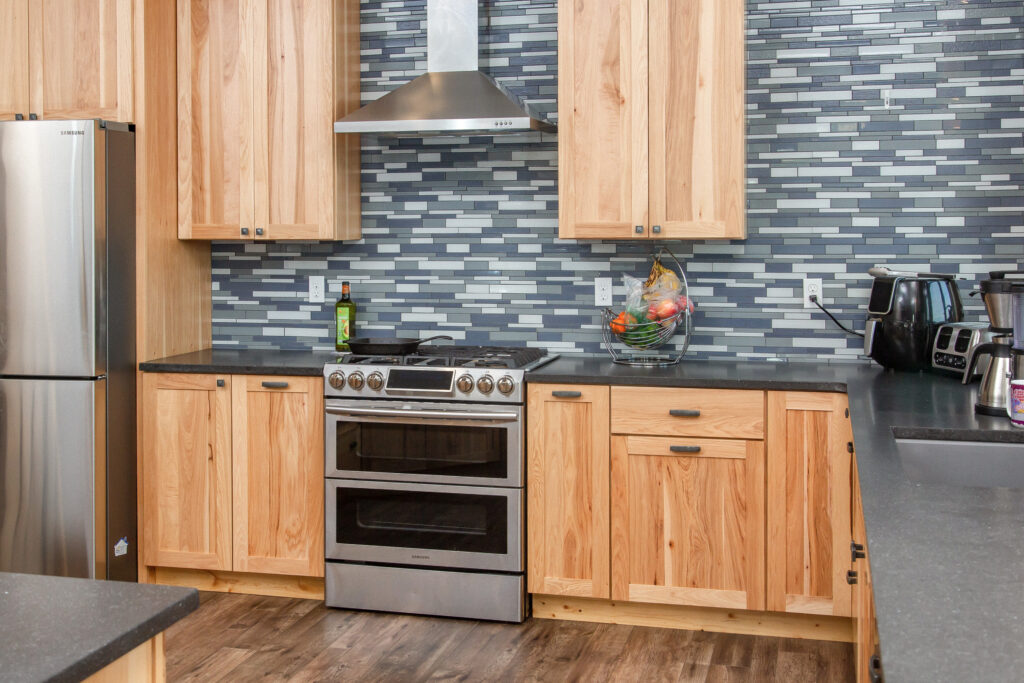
325, 479, 523, 573
325, 400, 523, 486
611, 386, 765, 439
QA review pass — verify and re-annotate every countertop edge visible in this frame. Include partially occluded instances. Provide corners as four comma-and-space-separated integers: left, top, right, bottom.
138, 361, 325, 377
47, 589, 199, 683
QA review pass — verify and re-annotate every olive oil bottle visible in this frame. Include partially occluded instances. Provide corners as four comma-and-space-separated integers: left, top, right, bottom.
335, 281, 356, 351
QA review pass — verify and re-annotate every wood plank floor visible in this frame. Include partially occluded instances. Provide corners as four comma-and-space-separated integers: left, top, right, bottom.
164, 592, 853, 682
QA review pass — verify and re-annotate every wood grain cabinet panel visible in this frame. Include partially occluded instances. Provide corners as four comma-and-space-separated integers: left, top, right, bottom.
766, 392, 853, 617
611, 386, 764, 439
141, 373, 233, 571
610, 434, 765, 610
0, 0, 30, 120
231, 376, 324, 576
527, 384, 611, 598
852, 457, 880, 683
29, 0, 134, 121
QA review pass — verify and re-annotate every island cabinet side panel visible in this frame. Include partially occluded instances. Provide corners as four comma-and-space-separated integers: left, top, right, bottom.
610, 434, 765, 611
766, 392, 853, 617
231, 375, 324, 577
527, 384, 611, 598
142, 373, 233, 571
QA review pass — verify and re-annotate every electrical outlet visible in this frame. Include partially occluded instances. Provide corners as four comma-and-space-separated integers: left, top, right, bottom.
308, 276, 325, 303
803, 278, 823, 309
594, 278, 613, 307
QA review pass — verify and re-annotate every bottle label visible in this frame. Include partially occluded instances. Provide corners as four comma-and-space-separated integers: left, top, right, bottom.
337, 309, 350, 343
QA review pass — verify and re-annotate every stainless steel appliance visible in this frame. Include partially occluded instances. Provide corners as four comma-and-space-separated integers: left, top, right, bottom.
0, 120, 136, 581
863, 268, 963, 371
963, 272, 1024, 415
931, 322, 992, 378
323, 346, 556, 622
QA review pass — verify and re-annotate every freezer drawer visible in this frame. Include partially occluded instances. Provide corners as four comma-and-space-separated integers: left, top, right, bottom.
0, 378, 101, 578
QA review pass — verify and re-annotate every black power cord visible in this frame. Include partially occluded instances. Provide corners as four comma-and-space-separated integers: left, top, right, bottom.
809, 295, 865, 338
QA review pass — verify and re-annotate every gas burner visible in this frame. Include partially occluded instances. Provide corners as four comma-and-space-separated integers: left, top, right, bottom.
417, 345, 547, 369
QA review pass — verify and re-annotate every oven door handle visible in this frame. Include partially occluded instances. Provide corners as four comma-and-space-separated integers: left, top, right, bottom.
325, 406, 520, 422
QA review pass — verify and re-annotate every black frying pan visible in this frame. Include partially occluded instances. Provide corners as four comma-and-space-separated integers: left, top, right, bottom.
346, 335, 453, 355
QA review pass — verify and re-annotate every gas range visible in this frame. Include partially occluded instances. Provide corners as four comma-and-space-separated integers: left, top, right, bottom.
323, 345, 558, 403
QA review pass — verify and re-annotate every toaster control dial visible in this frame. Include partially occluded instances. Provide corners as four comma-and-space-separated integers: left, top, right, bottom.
456, 374, 475, 393
347, 372, 365, 390
496, 376, 515, 395
366, 372, 384, 391
328, 372, 346, 390
477, 375, 494, 394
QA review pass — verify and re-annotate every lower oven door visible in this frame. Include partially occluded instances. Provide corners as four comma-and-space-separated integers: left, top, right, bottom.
325, 479, 523, 573
325, 399, 522, 487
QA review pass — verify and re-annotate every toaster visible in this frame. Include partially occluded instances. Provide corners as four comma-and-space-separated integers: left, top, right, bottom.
931, 322, 992, 379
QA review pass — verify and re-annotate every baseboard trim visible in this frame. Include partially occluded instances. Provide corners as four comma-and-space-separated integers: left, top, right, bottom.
531, 595, 854, 643
150, 566, 325, 600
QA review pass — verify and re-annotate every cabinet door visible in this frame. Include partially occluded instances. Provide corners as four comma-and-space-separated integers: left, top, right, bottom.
231, 376, 324, 576
28, 0, 133, 121
252, 0, 335, 240
527, 384, 610, 598
177, 0, 254, 239
557, 0, 647, 239
648, 0, 745, 239
141, 373, 232, 571
853, 458, 880, 683
611, 435, 765, 610
0, 0, 30, 120
766, 392, 853, 617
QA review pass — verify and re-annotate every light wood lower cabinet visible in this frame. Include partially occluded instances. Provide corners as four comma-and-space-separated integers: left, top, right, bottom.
766, 392, 853, 618
852, 458, 880, 683
141, 372, 324, 578
526, 384, 610, 598
611, 435, 765, 610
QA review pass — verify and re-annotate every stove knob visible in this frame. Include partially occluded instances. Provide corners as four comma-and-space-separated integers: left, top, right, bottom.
328, 371, 346, 390
347, 372, 365, 390
456, 374, 475, 393
366, 372, 384, 391
497, 376, 515, 395
477, 375, 494, 394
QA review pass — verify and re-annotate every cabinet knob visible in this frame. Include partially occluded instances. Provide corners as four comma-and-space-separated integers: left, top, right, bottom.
551, 390, 582, 398
652, 225, 662, 234
15, 113, 24, 121
669, 409, 701, 417
255, 227, 265, 236
635, 225, 644, 234
28, 113, 38, 120
846, 570, 858, 585
851, 541, 866, 562
240, 227, 250, 236
216, 379, 225, 387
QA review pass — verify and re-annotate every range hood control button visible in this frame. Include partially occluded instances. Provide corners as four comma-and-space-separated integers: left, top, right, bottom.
328, 372, 346, 390
347, 372, 365, 390
367, 372, 384, 391
456, 374, 474, 393
497, 376, 515, 395
477, 375, 494, 394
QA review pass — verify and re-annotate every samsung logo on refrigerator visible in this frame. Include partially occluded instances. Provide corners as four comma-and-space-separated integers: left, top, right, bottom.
60, 130, 85, 136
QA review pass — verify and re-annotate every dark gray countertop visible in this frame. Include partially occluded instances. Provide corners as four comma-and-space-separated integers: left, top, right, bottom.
0, 573, 198, 683
530, 356, 1024, 681
139, 348, 337, 376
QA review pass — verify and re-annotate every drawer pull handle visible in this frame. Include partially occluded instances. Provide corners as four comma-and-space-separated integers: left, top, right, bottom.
669, 409, 701, 417
262, 381, 289, 389
552, 390, 582, 398
670, 445, 702, 454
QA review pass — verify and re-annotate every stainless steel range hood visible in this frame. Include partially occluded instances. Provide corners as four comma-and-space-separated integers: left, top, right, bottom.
334, 0, 555, 136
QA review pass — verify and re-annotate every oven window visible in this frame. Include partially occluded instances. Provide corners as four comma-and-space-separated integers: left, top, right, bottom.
334, 488, 508, 554
335, 422, 508, 479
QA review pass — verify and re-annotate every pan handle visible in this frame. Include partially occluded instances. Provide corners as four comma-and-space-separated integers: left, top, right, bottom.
415, 335, 455, 345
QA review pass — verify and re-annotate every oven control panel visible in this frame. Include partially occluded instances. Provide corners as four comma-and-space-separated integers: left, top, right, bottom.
324, 365, 524, 403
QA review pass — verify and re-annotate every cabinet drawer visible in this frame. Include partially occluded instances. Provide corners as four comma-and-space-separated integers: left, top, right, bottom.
611, 387, 764, 439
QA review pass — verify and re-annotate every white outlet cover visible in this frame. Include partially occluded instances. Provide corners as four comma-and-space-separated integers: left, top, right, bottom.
594, 278, 613, 307
803, 278, 823, 308
309, 276, 325, 303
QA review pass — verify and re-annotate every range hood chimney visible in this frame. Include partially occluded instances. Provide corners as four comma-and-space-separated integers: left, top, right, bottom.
334, 0, 556, 136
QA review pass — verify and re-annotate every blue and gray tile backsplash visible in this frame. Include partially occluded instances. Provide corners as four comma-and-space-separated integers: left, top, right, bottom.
212, 0, 1024, 360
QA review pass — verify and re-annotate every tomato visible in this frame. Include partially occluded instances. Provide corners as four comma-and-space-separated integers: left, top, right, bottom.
655, 299, 679, 319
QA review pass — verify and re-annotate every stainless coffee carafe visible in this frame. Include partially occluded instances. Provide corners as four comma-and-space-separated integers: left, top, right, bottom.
964, 272, 1024, 415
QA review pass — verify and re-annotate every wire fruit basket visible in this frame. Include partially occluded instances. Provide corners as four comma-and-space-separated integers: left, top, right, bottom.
601, 247, 693, 367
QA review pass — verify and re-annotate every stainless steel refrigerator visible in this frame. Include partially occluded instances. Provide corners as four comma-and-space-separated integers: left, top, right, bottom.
0, 119, 136, 581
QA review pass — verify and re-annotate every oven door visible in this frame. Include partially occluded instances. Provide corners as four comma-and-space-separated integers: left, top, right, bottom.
325, 399, 522, 487
325, 479, 523, 572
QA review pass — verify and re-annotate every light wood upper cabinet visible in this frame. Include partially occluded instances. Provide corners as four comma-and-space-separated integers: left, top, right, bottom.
766, 392, 853, 618
559, 0, 745, 240
0, 0, 30, 120
527, 384, 611, 599
232, 376, 324, 577
610, 435, 765, 610
30, 0, 134, 121
142, 373, 233, 571
177, 0, 360, 241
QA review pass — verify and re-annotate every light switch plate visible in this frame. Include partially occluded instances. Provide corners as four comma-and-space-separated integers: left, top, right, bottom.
595, 278, 613, 307
309, 276, 325, 303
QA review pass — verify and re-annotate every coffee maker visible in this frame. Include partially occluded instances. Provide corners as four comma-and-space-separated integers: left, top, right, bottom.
1009, 283, 1024, 426
963, 271, 1023, 415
